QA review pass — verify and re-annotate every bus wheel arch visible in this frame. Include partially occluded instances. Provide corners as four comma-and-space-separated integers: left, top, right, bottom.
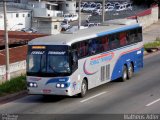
121, 64, 128, 82
83, 77, 88, 89
78, 77, 88, 98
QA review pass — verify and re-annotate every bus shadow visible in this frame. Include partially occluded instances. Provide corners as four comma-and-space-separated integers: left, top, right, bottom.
111, 78, 123, 82
41, 95, 67, 103
15, 94, 81, 104
13, 94, 67, 104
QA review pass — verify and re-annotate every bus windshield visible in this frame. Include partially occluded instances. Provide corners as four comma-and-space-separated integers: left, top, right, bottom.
27, 45, 71, 76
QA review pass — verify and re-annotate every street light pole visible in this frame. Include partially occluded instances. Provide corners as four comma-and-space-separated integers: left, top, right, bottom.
78, 0, 81, 29
102, 0, 105, 23
3, 0, 10, 80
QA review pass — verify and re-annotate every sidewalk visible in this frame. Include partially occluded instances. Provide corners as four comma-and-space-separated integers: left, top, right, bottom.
143, 20, 160, 43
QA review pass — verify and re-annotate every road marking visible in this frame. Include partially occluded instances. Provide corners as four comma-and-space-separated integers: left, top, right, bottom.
146, 98, 160, 107
80, 91, 107, 103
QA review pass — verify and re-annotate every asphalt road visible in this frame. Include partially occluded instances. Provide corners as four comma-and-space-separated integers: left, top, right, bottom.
0, 52, 160, 120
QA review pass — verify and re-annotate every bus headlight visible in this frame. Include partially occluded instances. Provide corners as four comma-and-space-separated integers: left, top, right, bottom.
28, 82, 38, 88
56, 84, 61, 88
33, 83, 37, 87
30, 83, 33, 87
56, 83, 70, 88
61, 84, 65, 88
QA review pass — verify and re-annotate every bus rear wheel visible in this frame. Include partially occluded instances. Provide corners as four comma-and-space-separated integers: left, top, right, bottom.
121, 65, 127, 82
78, 79, 87, 98
127, 63, 134, 79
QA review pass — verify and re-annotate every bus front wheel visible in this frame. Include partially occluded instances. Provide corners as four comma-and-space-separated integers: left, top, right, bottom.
121, 65, 127, 82
78, 79, 87, 98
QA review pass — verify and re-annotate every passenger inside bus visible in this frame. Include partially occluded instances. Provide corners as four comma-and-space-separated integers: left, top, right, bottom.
88, 39, 98, 54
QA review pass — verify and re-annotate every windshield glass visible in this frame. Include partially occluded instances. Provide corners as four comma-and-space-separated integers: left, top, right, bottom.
47, 55, 70, 73
27, 45, 71, 76
27, 54, 46, 73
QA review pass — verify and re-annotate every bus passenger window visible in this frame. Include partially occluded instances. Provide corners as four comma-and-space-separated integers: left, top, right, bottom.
79, 42, 85, 57
102, 36, 109, 51
119, 32, 127, 46
88, 39, 98, 55
109, 34, 119, 49
77, 41, 89, 58
127, 30, 135, 44
71, 51, 78, 72
137, 28, 142, 42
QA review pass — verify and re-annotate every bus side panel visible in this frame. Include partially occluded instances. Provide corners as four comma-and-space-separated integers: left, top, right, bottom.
134, 48, 144, 73
111, 48, 143, 80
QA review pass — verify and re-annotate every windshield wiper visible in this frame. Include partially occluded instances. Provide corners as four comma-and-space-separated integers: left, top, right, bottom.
48, 64, 59, 73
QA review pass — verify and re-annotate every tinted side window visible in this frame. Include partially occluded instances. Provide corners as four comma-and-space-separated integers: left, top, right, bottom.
88, 38, 99, 55
101, 35, 109, 51
119, 32, 127, 46
109, 34, 120, 50
126, 27, 142, 44
127, 30, 136, 44
72, 41, 88, 59
137, 27, 142, 42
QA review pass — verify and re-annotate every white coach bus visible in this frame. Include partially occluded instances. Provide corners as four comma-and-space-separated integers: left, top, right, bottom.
26, 19, 143, 97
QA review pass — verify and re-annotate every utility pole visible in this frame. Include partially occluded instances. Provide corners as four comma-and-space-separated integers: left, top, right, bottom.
3, 0, 10, 80
78, 0, 81, 29
102, 0, 105, 23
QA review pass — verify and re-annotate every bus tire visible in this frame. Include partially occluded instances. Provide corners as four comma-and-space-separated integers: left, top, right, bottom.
121, 65, 127, 82
78, 79, 87, 98
127, 63, 134, 79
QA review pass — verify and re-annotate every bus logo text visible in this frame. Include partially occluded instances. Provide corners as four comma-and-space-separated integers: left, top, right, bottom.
31, 51, 45, 55
48, 51, 66, 55
90, 52, 114, 65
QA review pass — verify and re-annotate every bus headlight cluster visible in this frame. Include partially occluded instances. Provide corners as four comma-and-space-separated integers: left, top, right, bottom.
28, 82, 38, 87
56, 83, 70, 88
56, 83, 65, 88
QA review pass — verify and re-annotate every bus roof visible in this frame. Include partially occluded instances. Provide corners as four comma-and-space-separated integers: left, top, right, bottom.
28, 23, 141, 46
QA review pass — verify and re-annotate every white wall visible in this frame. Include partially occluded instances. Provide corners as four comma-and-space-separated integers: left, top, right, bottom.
28, 1, 46, 8
33, 8, 62, 17
20, 0, 35, 4
32, 17, 62, 35
28, 1, 63, 17
137, 6, 159, 29
0, 60, 26, 82
0, 11, 31, 31
0, 14, 3, 29
62, 1, 76, 14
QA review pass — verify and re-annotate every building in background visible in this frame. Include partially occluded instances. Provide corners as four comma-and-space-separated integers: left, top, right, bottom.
0, 5, 31, 31
0, 0, 77, 34
61, 0, 76, 14
32, 17, 64, 34
27, 1, 63, 17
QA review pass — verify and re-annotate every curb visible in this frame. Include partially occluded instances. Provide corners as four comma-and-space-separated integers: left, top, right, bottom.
144, 47, 160, 55
0, 90, 27, 104
145, 47, 159, 53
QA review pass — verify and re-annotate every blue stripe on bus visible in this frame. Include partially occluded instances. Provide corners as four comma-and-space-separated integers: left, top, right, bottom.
96, 24, 140, 37
45, 77, 69, 85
